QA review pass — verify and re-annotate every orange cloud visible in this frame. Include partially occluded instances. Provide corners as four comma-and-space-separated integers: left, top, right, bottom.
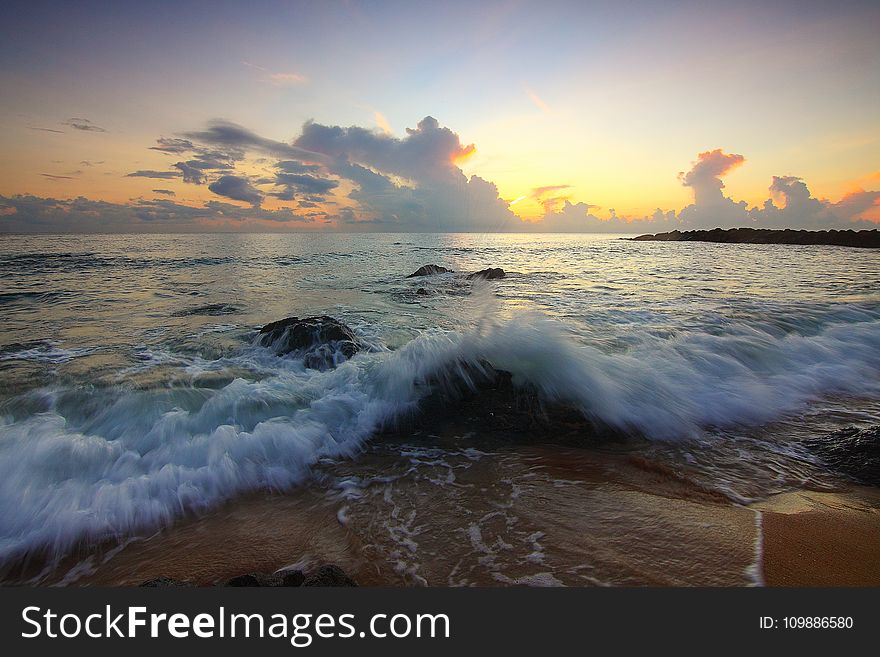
679, 149, 745, 206
505, 184, 575, 218
374, 112, 392, 135
525, 87, 552, 115
451, 143, 476, 165
243, 61, 308, 86
834, 188, 880, 222
268, 72, 308, 86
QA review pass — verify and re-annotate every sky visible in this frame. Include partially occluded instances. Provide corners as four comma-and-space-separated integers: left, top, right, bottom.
0, 0, 878, 233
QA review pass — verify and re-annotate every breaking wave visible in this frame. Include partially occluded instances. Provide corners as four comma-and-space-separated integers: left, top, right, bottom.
1, 306, 879, 568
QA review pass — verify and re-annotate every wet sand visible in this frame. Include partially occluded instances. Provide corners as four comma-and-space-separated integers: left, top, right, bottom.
757, 489, 880, 586
44, 442, 877, 588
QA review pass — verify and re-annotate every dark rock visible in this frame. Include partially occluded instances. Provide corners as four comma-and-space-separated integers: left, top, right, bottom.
416, 288, 429, 296
139, 577, 194, 587
631, 228, 880, 248
804, 426, 880, 486
467, 267, 505, 280
171, 303, 240, 317
280, 569, 305, 587
225, 572, 283, 587
407, 264, 452, 277
631, 230, 682, 242
257, 315, 361, 370
382, 359, 628, 447
302, 564, 357, 587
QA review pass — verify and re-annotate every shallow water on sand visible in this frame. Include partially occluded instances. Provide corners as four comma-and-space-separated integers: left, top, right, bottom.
1, 233, 878, 583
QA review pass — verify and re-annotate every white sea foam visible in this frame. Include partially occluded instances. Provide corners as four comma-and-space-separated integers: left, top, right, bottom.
1, 307, 879, 566
746, 510, 765, 587
372, 306, 880, 439
0, 342, 97, 364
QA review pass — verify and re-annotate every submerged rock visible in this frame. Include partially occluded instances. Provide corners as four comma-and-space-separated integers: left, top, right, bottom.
416, 287, 429, 296
384, 359, 625, 446
225, 572, 284, 587
467, 267, 505, 280
280, 569, 306, 587
805, 426, 880, 486
302, 564, 358, 587
139, 577, 194, 587
221, 568, 330, 587
222, 570, 305, 587
257, 315, 361, 370
407, 264, 452, 277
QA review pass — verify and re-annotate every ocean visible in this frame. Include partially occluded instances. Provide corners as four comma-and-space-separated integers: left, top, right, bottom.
1, 232, 879, 585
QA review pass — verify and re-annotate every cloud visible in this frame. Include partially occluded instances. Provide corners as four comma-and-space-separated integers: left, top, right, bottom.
243, 61, 308, 86
126, 170, 178, 179
0, 194, 316, 233
752, 175, 828, 228
62, 118, 106, 132
147, 136, 241, 185
172, 162, 204, 184
830, 189, 880, 222
172, 152, 238, 185
184, 119, 320, 162
179, 152, 238, 172
150, 137, 195, 154
274, 172, 339, 197
530, 185, 575, 213
532, 185, 571, 196
668, 156, 879, 231
679, 149, 745, 207
208, 175, 263, 206
674, 148, 752, 228
374, 112, 392, 135
525, 87, 552, 115
40, 173, 75, 180
769, 175, 811, 207
527, 201, 666, 233
749, 177, 880, 229
19, 113, 876, 234
276, 160, 322, 174
516, 149, 878, 233
268, 72, 307, 86
290, 116, 510, 230
295, 115, 476, 184
128, 119, 880, 232
146, 116, 506, 230
27, 126, 64, 134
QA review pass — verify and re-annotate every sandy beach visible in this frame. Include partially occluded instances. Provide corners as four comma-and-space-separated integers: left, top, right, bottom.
35, 443, 875, 588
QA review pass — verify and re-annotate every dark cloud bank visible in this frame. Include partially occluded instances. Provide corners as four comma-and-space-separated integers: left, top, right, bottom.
2, 118, 878, 232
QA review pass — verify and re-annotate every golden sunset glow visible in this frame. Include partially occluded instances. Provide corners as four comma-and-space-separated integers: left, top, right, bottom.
0, 1, 877, 232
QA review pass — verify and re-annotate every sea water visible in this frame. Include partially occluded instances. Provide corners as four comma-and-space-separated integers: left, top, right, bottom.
1, 232, 878, 578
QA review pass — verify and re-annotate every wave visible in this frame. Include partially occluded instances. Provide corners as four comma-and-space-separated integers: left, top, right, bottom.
0, 340, 97, 364
1, 306, 879, 568
0, 291, 69, 305
0, 253, 237, 275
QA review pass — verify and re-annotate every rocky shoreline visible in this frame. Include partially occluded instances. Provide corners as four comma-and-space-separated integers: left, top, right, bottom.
631, 227, 880, 248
